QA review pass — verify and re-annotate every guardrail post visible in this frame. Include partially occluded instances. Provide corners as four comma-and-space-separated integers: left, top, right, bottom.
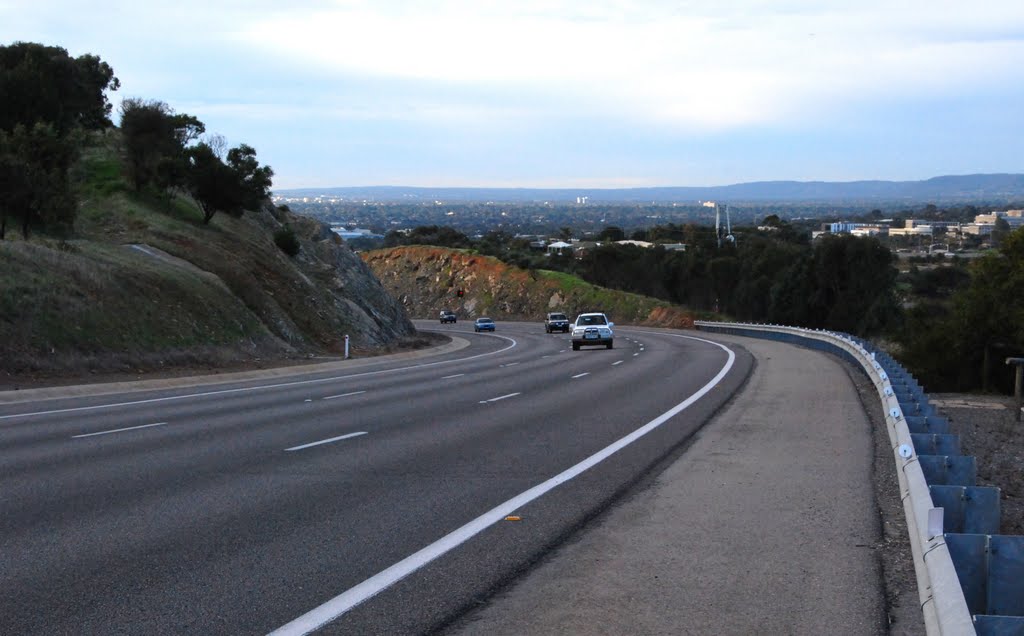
1006, 357, 1024, 421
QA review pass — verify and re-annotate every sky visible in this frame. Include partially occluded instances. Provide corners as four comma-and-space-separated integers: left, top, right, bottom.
3, 1, 1024, 190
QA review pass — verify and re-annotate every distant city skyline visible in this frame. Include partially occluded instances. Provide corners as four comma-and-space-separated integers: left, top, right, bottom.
3, 1, 1023, 189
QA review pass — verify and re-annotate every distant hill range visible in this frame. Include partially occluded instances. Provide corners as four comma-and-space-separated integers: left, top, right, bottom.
278, 174, 1024, 205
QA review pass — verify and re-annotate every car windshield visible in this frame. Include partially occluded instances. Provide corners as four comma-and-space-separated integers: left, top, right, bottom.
577, 315, 606, 326
477, 318, 493, 323
549, 314, 566, 320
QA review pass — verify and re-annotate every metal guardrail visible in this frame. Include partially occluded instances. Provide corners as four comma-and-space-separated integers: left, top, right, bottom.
695, 321, 974, 635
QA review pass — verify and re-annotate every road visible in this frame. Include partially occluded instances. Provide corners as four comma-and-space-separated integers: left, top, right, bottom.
0, 321, 749, 635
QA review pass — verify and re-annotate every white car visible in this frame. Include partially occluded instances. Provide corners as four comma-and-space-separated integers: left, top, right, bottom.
571, 312, 614, 350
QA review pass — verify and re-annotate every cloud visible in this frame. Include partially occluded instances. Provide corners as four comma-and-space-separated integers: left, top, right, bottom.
233, 1, 1024, 131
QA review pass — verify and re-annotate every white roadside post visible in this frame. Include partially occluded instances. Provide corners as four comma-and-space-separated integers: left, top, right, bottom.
344, 335, 350, 359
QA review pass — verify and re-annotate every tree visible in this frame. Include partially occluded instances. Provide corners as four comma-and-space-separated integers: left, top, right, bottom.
120, 99, 205, 192
0, 42, 119, 134
0, 43, 118, 238
0, 123, 79, 238
991, 216, 1012, 247
597, 225, 625, 242
225, 144, 273, 211
186, 142, 273, 225
186, 142, 240, 224
0, 151, 30, 239
808, 235, 899, 334
947, 228, 1024, 391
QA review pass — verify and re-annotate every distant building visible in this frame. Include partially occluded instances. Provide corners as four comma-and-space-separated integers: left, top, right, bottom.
546, 241, 573, 255
331, 227, 383, 240
828, 222, 887, 236
966, 209, 1024, 236
851, 225, 888, 238
889, 219, 934, 238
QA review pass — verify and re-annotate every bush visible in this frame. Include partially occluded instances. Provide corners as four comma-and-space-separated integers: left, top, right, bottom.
274, 225, 300, 257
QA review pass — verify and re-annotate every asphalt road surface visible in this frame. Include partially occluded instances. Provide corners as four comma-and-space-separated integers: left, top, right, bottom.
0, 321, 750, 635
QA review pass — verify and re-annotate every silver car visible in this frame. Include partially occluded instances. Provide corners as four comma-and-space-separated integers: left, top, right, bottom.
571, 312, 614, 350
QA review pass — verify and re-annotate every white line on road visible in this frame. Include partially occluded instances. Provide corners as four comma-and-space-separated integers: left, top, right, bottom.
612, 361, 624, 366
268, 334, 737, 636
441, 374, 465, 379
323, 391, 366, 400
72, 422, 168, 438
0, 337, 519, 421
500, 362, 520, 368
284, 431, 367, 452
479, 392, 521, 404
634, 353, 640, 357
571, 372, 590, 379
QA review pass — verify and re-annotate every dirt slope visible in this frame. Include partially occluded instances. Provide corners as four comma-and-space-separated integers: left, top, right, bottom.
362, 245, 696, 327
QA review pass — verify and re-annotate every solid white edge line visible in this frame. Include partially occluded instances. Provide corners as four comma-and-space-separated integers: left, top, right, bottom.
571, 372, 590, 379
72, 421, 168, 438
323, 391, 366, 401
284, 431, 368, 452
267, 334, 735, 636
1, 337, 519, 421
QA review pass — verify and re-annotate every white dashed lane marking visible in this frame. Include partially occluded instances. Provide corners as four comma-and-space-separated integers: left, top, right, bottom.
323, 391, 366, 400
72, 422, 168, 439
285, 432, 367, 452
479, 393, 521, 404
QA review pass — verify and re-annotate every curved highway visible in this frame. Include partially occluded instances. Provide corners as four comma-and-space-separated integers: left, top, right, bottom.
0, 321, 752, 635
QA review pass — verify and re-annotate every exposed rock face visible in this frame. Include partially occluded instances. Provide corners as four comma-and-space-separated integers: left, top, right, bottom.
244, 203, 417, 352
362, 245, 695, 328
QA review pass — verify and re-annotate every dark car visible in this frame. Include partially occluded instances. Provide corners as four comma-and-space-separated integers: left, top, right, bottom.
440, 311, 457, 324
474, 317, 496, 332
544, 312, 571, 333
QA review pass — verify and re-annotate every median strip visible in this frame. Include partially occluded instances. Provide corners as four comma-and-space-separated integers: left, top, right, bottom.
284, 431, 367, 452
72, 422, 168, 438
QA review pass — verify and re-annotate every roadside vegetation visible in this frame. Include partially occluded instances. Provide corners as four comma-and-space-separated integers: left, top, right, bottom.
0, 42, 414, 380
380, 220, 1024, 394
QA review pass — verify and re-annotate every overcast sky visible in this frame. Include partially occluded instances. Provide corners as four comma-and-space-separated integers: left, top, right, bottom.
3, 1, 1023, 189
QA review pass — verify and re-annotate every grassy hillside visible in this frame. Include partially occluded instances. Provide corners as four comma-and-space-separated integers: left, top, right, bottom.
0, 131, 415, 379
362, 245, 699, 327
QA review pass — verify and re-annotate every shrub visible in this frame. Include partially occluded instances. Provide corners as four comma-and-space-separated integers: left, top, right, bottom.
274, 225, 300, 257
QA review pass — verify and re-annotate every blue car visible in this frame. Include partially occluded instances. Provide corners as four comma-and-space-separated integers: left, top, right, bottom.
474, 317, 496, 332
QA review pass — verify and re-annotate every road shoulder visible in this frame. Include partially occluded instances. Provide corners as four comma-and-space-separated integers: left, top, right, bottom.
446, 335, 900, 635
